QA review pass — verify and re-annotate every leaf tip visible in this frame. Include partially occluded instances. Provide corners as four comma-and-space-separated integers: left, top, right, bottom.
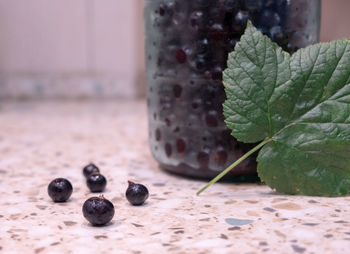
245, 20, 254, 32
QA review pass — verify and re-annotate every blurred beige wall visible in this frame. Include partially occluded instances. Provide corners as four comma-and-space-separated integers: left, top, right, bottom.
0, 0, 348, 100
320, 0, 350, 41
0, 0, 145, 99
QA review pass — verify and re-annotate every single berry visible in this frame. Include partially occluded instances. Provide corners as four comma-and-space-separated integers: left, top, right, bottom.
196, 38, 210, 54
197, 149, 210, 168
126, 181, 149, 206
190, 55, 207, 72
215, 150, 228, 166
226, 38, 238, 52
191, 97, 203, 110
211, 65, 223, 80
48, 178, 73, 202
155, 128, 161, 141
82, 196, 115, 226
173, 84, 182, 99
189, 10, 206, 31
165, 143, 172, 157
86, 173, 107, 193
205, 110, 219, 127
209, 23, 225, 41
232, 11, 249, 33
175, 49, 187, 64
270, 26, 289, 45
176, 138, 186, 155
158, 4, 166, 16
83, 163, 100, 178
259, 9, 281, 28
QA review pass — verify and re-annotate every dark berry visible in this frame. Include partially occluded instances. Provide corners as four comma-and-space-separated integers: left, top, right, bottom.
205, 110, 219, 127
213, 50, 228, 66
201, 131, 215, 145
276, 0, 288, 14
158, 4, 166, 16
194, 56, 207, 72
83, 163, 100, 178
197, 150, 210, 168
227, 38, 238, 52
48, 178, 73, 202
165, 117, 171, 126
199, 84, 217, 102
165, 143, 172, 157
173, 84, 183, 99
211, 66, 223, 80
191, 97, 203, 110
209, 23, 225, 41
163, 40, 181, 62
126, 181, 149, 206
158, 1, 176, 17
175, 49, 187, 63
196, 38, 210, 54
256, 26, 269, 36
259, 9, 281, 27
155, 128, 161, 141
86, 173, 107, 193
176, 138, 186, 154
232, 11, 249, 33
215, 150, 228, 166
82, 196, 115, 226
270, 26, 289, 45
189, 55, 208, 73
189, 11, 206, 31
208, 8, 221, 24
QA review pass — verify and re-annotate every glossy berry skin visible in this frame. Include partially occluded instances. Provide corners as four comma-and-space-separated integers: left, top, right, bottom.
233, 11, 249, 33
82, 196, 115, 226
126, 181, 149, 206
83, 163, 100, 178
48, 178, 73, 202
86, 173, 107, 193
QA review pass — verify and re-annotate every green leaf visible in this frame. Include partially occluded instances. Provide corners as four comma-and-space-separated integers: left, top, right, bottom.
221, 22, 350, 197
223, 22, 291, 143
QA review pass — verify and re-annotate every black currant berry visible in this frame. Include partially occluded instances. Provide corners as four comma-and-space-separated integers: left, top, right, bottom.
259, 9, 281, 28
48, 178, 73, 202
232, 11, 249, 33
189, 10, 206, 31
83, 163, 100, 178
82, 196, 115, 226
125, 181, 149, 206
86, 173, 107, 193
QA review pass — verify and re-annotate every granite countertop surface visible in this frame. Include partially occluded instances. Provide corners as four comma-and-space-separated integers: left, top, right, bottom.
0, 101, 349, 254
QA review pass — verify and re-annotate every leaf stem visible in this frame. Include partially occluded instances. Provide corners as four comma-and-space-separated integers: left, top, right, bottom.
196, 137, 272, 196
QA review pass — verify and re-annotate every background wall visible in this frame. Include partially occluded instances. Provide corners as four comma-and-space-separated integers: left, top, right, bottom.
0, 0, 145, 99
0, 0, 348, 100
320, 0, 350, 42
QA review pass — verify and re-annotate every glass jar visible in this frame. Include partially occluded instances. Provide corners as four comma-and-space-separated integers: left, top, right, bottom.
144, 0, 321, 179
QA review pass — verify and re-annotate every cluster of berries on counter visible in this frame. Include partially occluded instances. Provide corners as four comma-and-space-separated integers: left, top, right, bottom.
47, 163, 149, 226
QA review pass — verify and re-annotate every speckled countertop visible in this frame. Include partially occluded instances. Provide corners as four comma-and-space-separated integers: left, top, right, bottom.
0, 101, 349, 254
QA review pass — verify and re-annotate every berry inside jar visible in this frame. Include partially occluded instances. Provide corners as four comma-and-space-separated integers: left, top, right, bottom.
144, 0, 321, 179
